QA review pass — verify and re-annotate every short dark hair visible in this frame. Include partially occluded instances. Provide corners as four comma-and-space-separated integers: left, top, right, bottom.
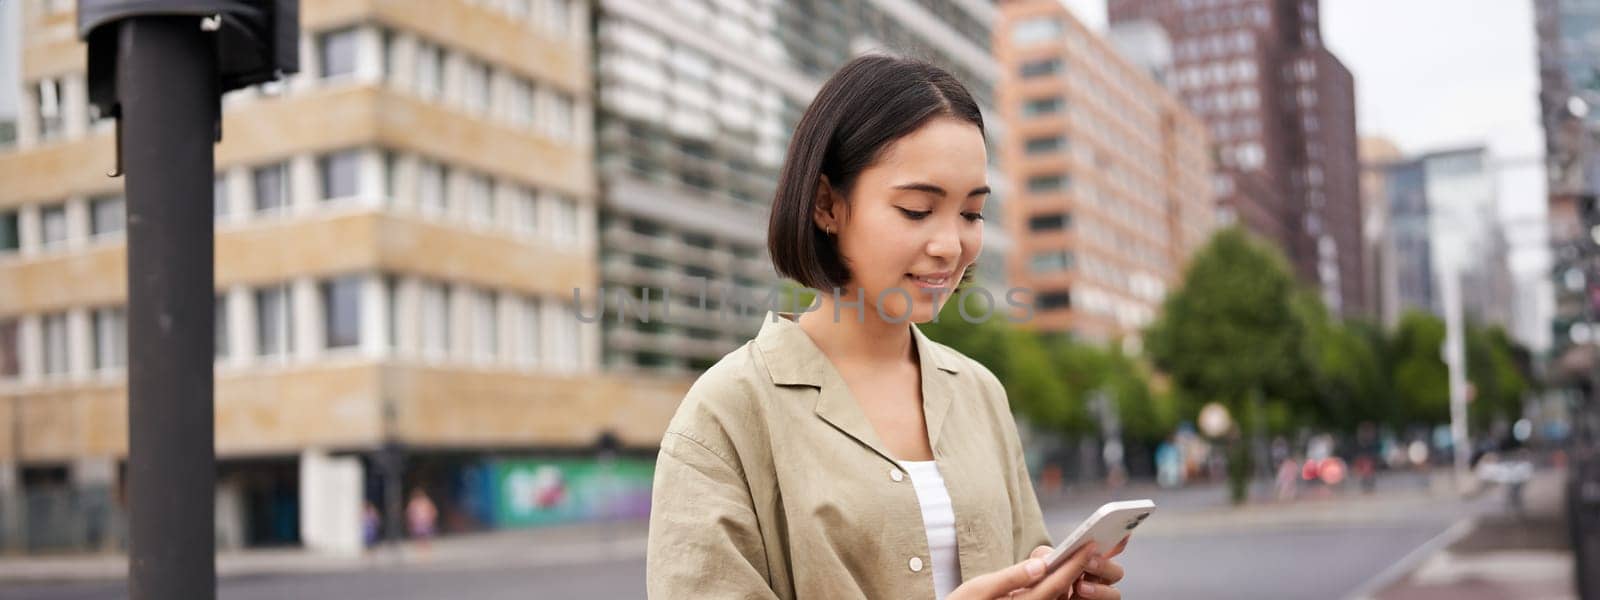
767, 54, 986, 291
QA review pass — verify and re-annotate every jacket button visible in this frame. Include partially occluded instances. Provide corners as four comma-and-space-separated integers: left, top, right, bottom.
909, 556, 924, 572
890, 468, 904, 482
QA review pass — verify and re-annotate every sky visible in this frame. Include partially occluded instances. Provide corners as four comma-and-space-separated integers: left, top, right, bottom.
1060, 0, 1552, 348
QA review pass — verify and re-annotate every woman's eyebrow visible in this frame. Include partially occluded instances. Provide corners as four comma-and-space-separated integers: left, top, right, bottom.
892, 182, 991, 197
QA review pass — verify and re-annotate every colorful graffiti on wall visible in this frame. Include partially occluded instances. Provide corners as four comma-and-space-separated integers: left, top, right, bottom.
462, 457, 655, 528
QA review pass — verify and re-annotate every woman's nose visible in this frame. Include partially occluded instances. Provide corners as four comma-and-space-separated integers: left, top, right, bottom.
926, 217, 962, 260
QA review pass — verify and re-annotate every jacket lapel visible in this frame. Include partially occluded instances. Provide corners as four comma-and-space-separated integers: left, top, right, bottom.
755, 311, 961, 464
912, 323, 959, 451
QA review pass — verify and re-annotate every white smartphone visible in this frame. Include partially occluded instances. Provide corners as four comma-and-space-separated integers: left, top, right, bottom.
1043, 499, 1155, 571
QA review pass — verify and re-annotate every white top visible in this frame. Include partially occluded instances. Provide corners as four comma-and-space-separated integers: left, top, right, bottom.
898, 459, 962, 599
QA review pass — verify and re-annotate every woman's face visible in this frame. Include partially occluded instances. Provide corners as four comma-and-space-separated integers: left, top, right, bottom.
820, 117, 988, 324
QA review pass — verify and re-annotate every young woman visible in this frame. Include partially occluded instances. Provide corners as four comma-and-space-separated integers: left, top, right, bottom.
645, 55, 1130, 599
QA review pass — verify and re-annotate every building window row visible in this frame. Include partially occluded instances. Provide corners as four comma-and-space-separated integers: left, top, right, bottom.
465, 0, 584, 40
17, 23, 587, 151
3, 147, 589, 260
381, 30, 582, 144
1028, 250, 1075, 274
0, 273, 590, 383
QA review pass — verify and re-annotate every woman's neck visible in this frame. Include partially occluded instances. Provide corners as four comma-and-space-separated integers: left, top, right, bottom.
795, 292, 916, 368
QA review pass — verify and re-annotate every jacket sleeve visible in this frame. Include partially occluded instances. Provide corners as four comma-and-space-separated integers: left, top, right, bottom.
646, 429, 780, 600
1009, 432, 1054, 561
976, 363, 1053, 561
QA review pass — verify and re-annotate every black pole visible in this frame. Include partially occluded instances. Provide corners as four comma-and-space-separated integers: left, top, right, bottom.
119, 17, 217, 600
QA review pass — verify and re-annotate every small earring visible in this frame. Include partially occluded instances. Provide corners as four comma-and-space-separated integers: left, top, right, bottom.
825, 225, 834, 235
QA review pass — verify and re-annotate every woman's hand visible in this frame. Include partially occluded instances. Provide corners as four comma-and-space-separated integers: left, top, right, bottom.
946, 542, 1100, 600
1065, 536, 1128, 599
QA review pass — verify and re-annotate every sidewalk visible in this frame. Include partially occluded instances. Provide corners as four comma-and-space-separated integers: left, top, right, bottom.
0, 517, 651, 583
1357, 468, 1577, 600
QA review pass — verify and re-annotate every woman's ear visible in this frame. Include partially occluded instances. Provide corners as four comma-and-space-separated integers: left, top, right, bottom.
812, 175, 843, 234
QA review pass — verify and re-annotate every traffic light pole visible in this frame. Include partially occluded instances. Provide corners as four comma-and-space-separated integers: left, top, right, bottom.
119, 17, 217, 600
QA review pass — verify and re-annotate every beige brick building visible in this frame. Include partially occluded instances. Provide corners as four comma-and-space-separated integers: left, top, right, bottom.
994, 0, 1214, 341
0, 0, 685, 550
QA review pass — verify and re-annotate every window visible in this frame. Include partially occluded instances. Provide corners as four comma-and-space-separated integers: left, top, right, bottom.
1027, 175, 1070, 194
682, 232, 714, 249
1037, 290, 1072, 310
1019, 58, 1062, 79
1236, 143, 1265, 170
520, 296, 541, 364
320, 150, 361, 201
214, 175, 229, 221
414, 41, 444, 100
1237, 89, 1259, 110
417, 160, 448, 215
472, 288, 498, 359
321, 276, 362, 349
1297, 87, 1318, 107
506, 0, 531, 20
0, 320, 19, 377
1030, 250, 1075, 273
318, 28, 359, 80
465, 173, 494, 224
1028, 213, 1070, 232
40, 204, 67, 250
92, 307, 126, 370
420, 281, 451, 357
1212, 174, 1235, 197
509, 78, 535, 127
546, 91, 574, 142
216, 294, 229, 359
512, 186, 538, 233
1022, 97, 1064, 118
1024, 136, 1066, 155
90, 195, 124, 237
253, 163, 289, 214
42, 312, 68, 376
554, 303, 580, 370
0, 210, 19, 254
552, 195, 579, 245
1013, 17, 1062, 45
541, 0, 573, 38
461, 59, 490, 114
255, 285, 295, 357
37, 79, 63, 140
384, 275, 399, 351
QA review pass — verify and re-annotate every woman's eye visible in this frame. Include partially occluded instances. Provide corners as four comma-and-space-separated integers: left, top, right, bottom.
962, 212, 985, 222
898, 207, 932, 220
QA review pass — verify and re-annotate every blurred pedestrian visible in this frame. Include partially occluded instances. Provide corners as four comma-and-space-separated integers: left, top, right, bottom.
1275, 457, 1299, 501
361, 501, 381, 549
406, 487, 437, 557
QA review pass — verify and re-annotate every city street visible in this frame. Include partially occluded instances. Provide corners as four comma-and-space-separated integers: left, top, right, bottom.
0, 471, 1510, 600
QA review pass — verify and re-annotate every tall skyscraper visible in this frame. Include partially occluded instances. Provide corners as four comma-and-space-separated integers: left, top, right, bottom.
592, 0, 1012, 374
0, 0, 685, 552
994, 0, 1214, 341
1537, 0, 1600, 355
1358, 136, 1403, 327
1108, 0, 1365, 316
1376, 146, 1516, 330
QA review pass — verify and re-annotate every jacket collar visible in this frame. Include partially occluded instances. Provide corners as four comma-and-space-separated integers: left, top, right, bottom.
753, 311, 961, 461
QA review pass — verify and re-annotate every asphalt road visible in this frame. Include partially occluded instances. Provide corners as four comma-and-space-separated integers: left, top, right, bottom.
0, 472, 1494, 600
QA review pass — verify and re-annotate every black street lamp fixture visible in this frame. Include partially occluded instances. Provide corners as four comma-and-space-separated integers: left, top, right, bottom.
77, 3, 298, 599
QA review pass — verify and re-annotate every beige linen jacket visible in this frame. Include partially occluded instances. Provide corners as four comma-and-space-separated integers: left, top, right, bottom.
645, 311, 1053, 599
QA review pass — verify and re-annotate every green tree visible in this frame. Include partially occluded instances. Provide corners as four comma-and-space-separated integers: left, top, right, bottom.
1465, 324, 1529, 431
1291, 292, 1391, 432
1390, 311, 1449, 427
1144, 228, 1300, 503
